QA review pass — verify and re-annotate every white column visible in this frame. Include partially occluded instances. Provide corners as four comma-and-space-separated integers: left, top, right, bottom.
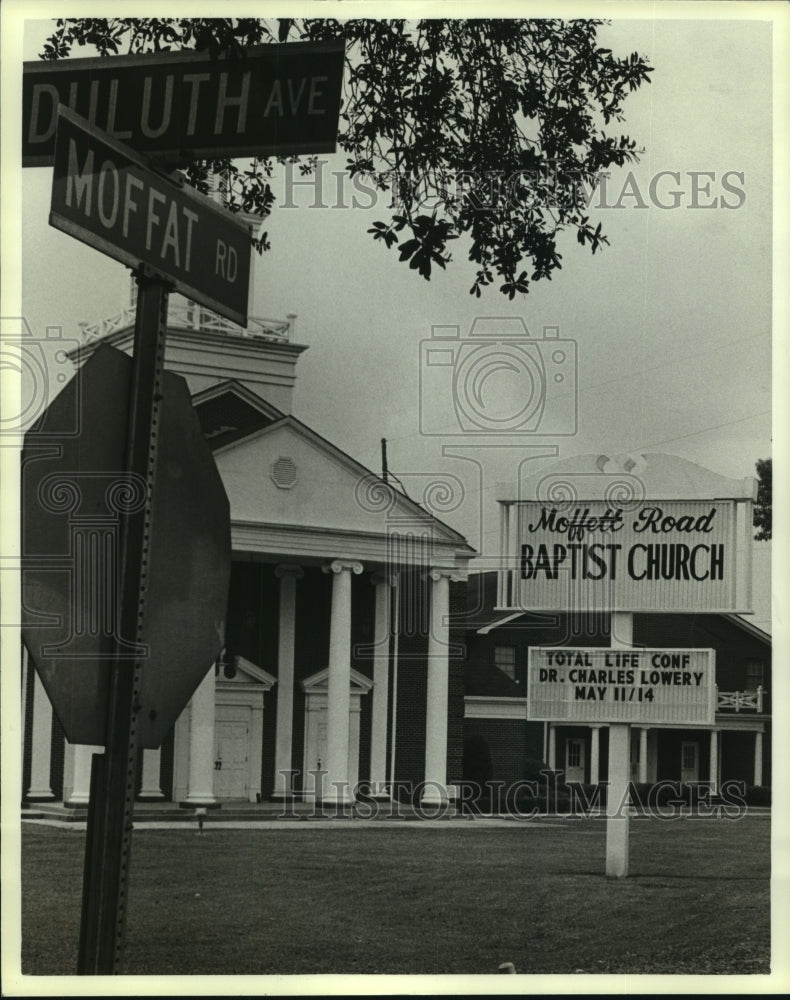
369, 572, 394, 796
607, 611, 633, 878
273, 564, 303, 798
422, 569, 452, 805
67, 744, 102, 806
754, 730, 763, 786
172, 708, 191, 802
322, 559, 363, 804
589, 725, 601, 784
708, 729, 719, 791
139, 749, 164, 799
638, 726, 649, 784
249, 699, 265, 803
185, 663, 218, 806
27, 669, 54, 799
548, 724, 557, 769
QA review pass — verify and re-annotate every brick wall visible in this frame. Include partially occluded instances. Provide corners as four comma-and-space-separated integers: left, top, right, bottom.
634, 613, 771, 710
462, 718, 545, 787
49, 716, 65, 801
262, 686, 278, 797
159, 727, 174, 801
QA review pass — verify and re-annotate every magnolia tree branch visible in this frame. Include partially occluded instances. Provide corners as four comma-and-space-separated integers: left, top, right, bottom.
40, 16, 652, 298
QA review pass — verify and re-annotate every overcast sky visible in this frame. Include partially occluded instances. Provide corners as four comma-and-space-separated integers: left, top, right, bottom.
9, 8, 778, 579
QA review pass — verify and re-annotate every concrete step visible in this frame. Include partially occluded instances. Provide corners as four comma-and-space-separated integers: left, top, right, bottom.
21, 799, 460, 823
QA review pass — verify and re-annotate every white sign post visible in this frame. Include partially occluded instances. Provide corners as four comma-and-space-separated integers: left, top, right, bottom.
607, 612, 633, 878
514, 455, 753, 879
526, 641, 716, 877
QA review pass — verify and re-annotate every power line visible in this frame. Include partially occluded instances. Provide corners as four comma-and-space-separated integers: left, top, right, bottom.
375, 332, 768, 450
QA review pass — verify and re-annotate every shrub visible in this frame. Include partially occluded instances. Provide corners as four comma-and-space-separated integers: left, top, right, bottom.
743, 785, 771, 807
523, 756, 550, 782
510, 782, 571, 815
566, 782, 607, 811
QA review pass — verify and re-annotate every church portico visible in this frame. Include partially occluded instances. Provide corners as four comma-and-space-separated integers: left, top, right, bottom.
206, 398, 473, 804
209, 543, 469, 805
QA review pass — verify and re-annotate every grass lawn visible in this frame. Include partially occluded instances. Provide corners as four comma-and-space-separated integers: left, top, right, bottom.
19, 815, 769, 976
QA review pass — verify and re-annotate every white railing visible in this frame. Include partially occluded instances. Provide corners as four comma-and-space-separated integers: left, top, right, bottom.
717, 686, 764, 713
79, 303, 295, 343
78, 309, 135, 341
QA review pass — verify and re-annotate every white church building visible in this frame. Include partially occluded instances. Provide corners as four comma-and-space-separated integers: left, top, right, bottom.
21, 297, 475, 809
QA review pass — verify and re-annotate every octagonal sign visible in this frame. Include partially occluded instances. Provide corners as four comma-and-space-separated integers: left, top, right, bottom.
21, 344, 231, 748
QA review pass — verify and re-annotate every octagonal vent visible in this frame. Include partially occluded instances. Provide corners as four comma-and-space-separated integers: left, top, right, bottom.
271, 456, 298, 489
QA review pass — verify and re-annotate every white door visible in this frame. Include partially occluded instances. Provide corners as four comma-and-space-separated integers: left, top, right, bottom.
680, 741, 699, 784
312, 719, 328, 776
303, 705, 360, 799
214, 716, 250, 800
565, 738, 585, 783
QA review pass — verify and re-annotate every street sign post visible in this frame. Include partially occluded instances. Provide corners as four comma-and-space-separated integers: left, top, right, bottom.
50, 107, 251, 326
21, 275, 232, 972
24, 40, 345, 166
78, 273, 169, 972
30, 119, 242, 968
20, 36, 345, 975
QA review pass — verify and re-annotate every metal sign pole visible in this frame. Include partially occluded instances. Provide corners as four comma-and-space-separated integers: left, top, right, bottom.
77, 268, 170, 974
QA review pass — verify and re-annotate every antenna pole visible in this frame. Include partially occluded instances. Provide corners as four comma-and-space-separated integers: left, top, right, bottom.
381, 438, 388, 484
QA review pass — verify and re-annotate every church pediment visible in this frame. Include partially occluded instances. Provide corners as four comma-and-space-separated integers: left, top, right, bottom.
300, 666, 374, 694
213, 417, 474, 552
218, 653, 276, 689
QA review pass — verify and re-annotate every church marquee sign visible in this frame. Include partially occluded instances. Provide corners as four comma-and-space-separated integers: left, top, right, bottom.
527, 646, 716, 725
498, 497, 754, 613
